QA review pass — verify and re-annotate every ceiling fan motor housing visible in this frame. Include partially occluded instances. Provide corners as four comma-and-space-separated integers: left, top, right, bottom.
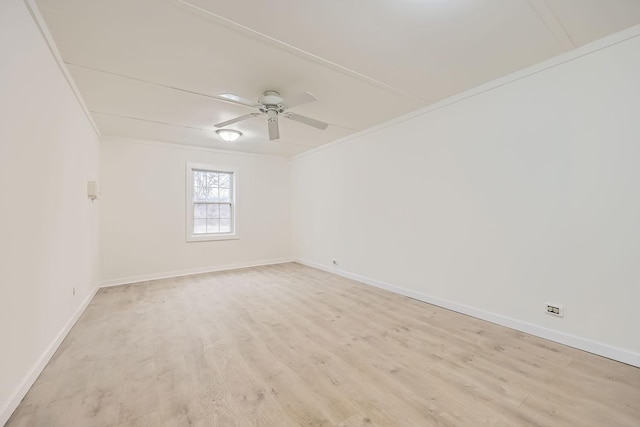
266, 109, 279, 122
259, 91, 286, 119
214, 89, 327, 141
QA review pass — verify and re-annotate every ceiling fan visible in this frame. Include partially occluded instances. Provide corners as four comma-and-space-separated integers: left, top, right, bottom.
214, 90, 328, 141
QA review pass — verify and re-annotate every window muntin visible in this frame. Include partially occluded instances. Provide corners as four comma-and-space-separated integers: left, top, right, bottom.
193, 170, 233, 234
186, 163, 238, 241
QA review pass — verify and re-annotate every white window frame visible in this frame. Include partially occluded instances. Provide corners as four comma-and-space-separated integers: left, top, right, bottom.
186, 162, 239, 242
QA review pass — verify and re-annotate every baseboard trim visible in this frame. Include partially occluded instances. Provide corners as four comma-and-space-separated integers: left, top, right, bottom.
294, 258, 640, 368
0, 286, 99, 426
99, 257, 294, 288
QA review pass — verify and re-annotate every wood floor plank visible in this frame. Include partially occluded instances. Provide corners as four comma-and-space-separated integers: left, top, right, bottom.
6, 263, 640, 426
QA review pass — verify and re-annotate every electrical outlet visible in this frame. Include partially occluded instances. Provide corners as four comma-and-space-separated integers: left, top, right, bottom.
332, 259, 339, 266
545, 303, 564, 317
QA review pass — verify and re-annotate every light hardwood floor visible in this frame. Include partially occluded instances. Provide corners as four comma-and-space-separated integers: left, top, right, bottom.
7, 263, 640, 426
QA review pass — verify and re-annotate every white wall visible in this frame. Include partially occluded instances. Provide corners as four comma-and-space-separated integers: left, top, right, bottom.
0, 0, 100, 423
291, 29, 640, 365
100, 138, 291, 284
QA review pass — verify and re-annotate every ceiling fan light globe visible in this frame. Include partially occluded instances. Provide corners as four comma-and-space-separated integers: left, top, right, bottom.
260, 90, 283, 105
216, 129, 242, 142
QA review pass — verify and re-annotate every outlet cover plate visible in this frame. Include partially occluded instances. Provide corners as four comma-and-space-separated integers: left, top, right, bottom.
545, 303, 564, 317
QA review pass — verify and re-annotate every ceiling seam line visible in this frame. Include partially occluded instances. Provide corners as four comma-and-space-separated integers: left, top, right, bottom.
91, 111, 318, 147
66, 62, 243, 105
22, 0, 102, 138
103, 136, 292, 159
68, 62, 358, 131
541, 0, 577, 47
291, 30, 640, 161
525, 0, 576, 50
173, 0, 430, 103
92, 111, 214, 131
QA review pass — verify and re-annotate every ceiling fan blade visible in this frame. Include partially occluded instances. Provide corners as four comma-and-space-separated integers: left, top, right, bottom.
214, 113, 260, 128
217, 93, 260, 107
268, 118, 280, 141
285, 112, 329, 130
284, 91, 318, 108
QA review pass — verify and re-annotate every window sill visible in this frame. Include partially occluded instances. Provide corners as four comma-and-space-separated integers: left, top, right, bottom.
187, 233, 239, 242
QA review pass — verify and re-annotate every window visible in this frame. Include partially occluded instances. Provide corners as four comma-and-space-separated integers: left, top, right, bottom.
186, 163, 239, 241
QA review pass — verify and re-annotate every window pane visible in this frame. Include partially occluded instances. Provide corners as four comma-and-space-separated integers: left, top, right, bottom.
194, 203, 207, 218
189, 166, 236, 240
194, 219, 207, 234
194, 171, 206, 188
206, 219, 219, 233
206, 187, 219, 201
193, 186, 208, 202
219, 204, 231, 219
219, 173, 230, 189
207, 172, 219, 187
206, 204, 220, 218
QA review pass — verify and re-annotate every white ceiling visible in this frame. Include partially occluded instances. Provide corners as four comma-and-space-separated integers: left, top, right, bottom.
36, 0, 640, 157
